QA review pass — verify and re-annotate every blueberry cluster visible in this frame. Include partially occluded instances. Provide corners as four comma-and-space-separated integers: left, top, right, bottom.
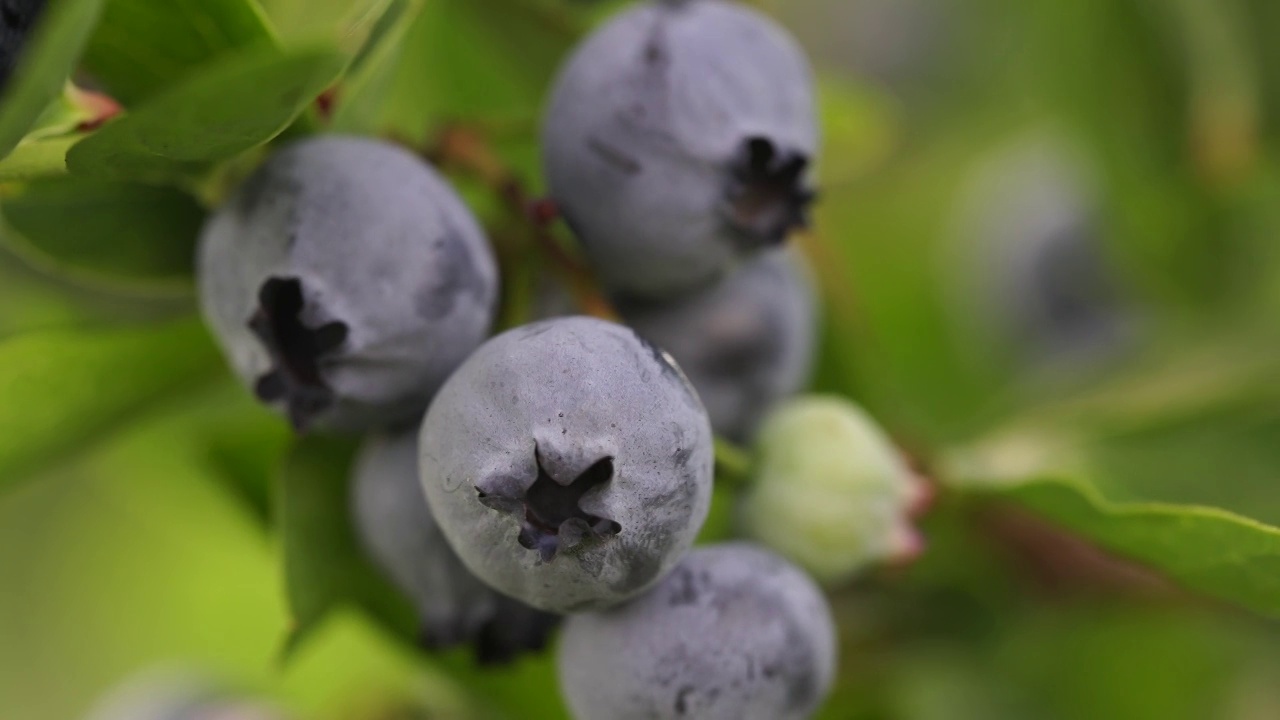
196, 1, 875, 717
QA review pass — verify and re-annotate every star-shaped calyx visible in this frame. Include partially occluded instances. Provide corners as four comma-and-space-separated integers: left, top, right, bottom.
247, 276, 348, 432
723, 136, 816, 248
476, 445, 622, 563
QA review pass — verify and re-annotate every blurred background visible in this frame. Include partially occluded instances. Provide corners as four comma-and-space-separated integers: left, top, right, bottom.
1, 0, 1279, 718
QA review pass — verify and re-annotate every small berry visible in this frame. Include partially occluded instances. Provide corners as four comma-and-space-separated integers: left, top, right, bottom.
619, 248, 816, 442
542, 0, 818, 299
0, 0, 44, 93
418, 316, 714, 613
948, 135, 1133, 364
352, 428, 560, 663
740, 395, 926, 585
557, 543, 837, 720
197, 136, 498, 433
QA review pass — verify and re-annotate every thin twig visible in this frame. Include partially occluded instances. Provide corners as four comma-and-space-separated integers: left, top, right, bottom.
419, 123, 614, 320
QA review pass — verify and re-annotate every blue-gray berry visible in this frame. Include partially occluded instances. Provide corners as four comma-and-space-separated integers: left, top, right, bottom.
948, 135, 1133, 363
0, 0, 45, 92
619, 248, 816, 442
352, 428, 560, 663
418, 316, 714, 613
557, 543, 837, 720
542, 0, 818, 299
197, 136, 498, 433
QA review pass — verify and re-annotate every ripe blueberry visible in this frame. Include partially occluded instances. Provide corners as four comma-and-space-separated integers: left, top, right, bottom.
197, 136, 498, 433
418, 316, 714, 613
352, 428, 560, 663
557, 542, 837, 720
618, 248, 816, 443
542, 0, 818, 299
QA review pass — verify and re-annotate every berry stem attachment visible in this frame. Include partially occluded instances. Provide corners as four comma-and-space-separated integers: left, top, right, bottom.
419, 123, 616, 320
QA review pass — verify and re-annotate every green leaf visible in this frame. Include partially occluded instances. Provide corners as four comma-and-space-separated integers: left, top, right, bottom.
278, 435, 417, 660
65, 44, 347, 186
0, 134, 78, 182
968, 476, 1280, 618
0, 319, 220, 489
202, 404, 292, 528
328, 0, 421, 134
379, 0, 578, 141
258, 0, 394, 53
1, 177, 204, 295
942, 350, 1280, 620
80, 0, 277, 105
0, 0, 107, 160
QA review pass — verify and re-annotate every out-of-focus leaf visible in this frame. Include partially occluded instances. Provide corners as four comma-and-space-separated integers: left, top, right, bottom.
379, 0, 578, 141
80, 0, 277, 105
817, 76, 901, 188
938, 329, 1280, 617
1, 178, 203, 295
66, 45, 346, 185
0, 319, 220, 489
0, 134, 78, 182
0, 0, 106, 160
434, 650, 568, 720
278, 436, 417, 661
0, 383, 470, 720
329, 0, 422, 134
202, 408, 291, 529
257, 0, 393, 52
959, 475, 1280, 618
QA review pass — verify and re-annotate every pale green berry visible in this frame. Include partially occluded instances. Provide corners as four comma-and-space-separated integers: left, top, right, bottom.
739, 395, 924, 585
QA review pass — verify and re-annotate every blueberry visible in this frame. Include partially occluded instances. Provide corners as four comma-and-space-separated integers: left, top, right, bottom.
352, 428, 560, 663
418, 316, 714, 613
741, 395, 926, 585
618, 248, 816, 443
542, 0, 818, 299
197, 136, 498, 433
557, 543, 837, 720
0, 0, 45, 92
948, 135, 1133, 364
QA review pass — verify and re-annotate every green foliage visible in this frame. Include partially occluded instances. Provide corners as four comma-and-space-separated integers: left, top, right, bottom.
278, 436, 417, 659
66, 45, 346, 186
80, 0, 276, 105
0, 0, 106, 159
1, 178, 204, 293
0, 320, 219, 489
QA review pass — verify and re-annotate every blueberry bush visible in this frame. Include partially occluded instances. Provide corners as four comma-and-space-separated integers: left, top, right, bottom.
1, 0, 1279, 718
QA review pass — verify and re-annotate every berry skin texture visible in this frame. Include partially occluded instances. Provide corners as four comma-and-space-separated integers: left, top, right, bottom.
351, 428, 560, 663
618, 248, 816, 443
542, 0, 818, 300
418, 316, 714, 614
740, 395, 925, 585
197, 136, 498, 433
0, 0, 45, 91
557, 543, 837, 720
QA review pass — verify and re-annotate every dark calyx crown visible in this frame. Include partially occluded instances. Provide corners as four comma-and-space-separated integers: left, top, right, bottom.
247, 276, 348, 432
723, 136, 816, 248
477, 445, 622, 563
